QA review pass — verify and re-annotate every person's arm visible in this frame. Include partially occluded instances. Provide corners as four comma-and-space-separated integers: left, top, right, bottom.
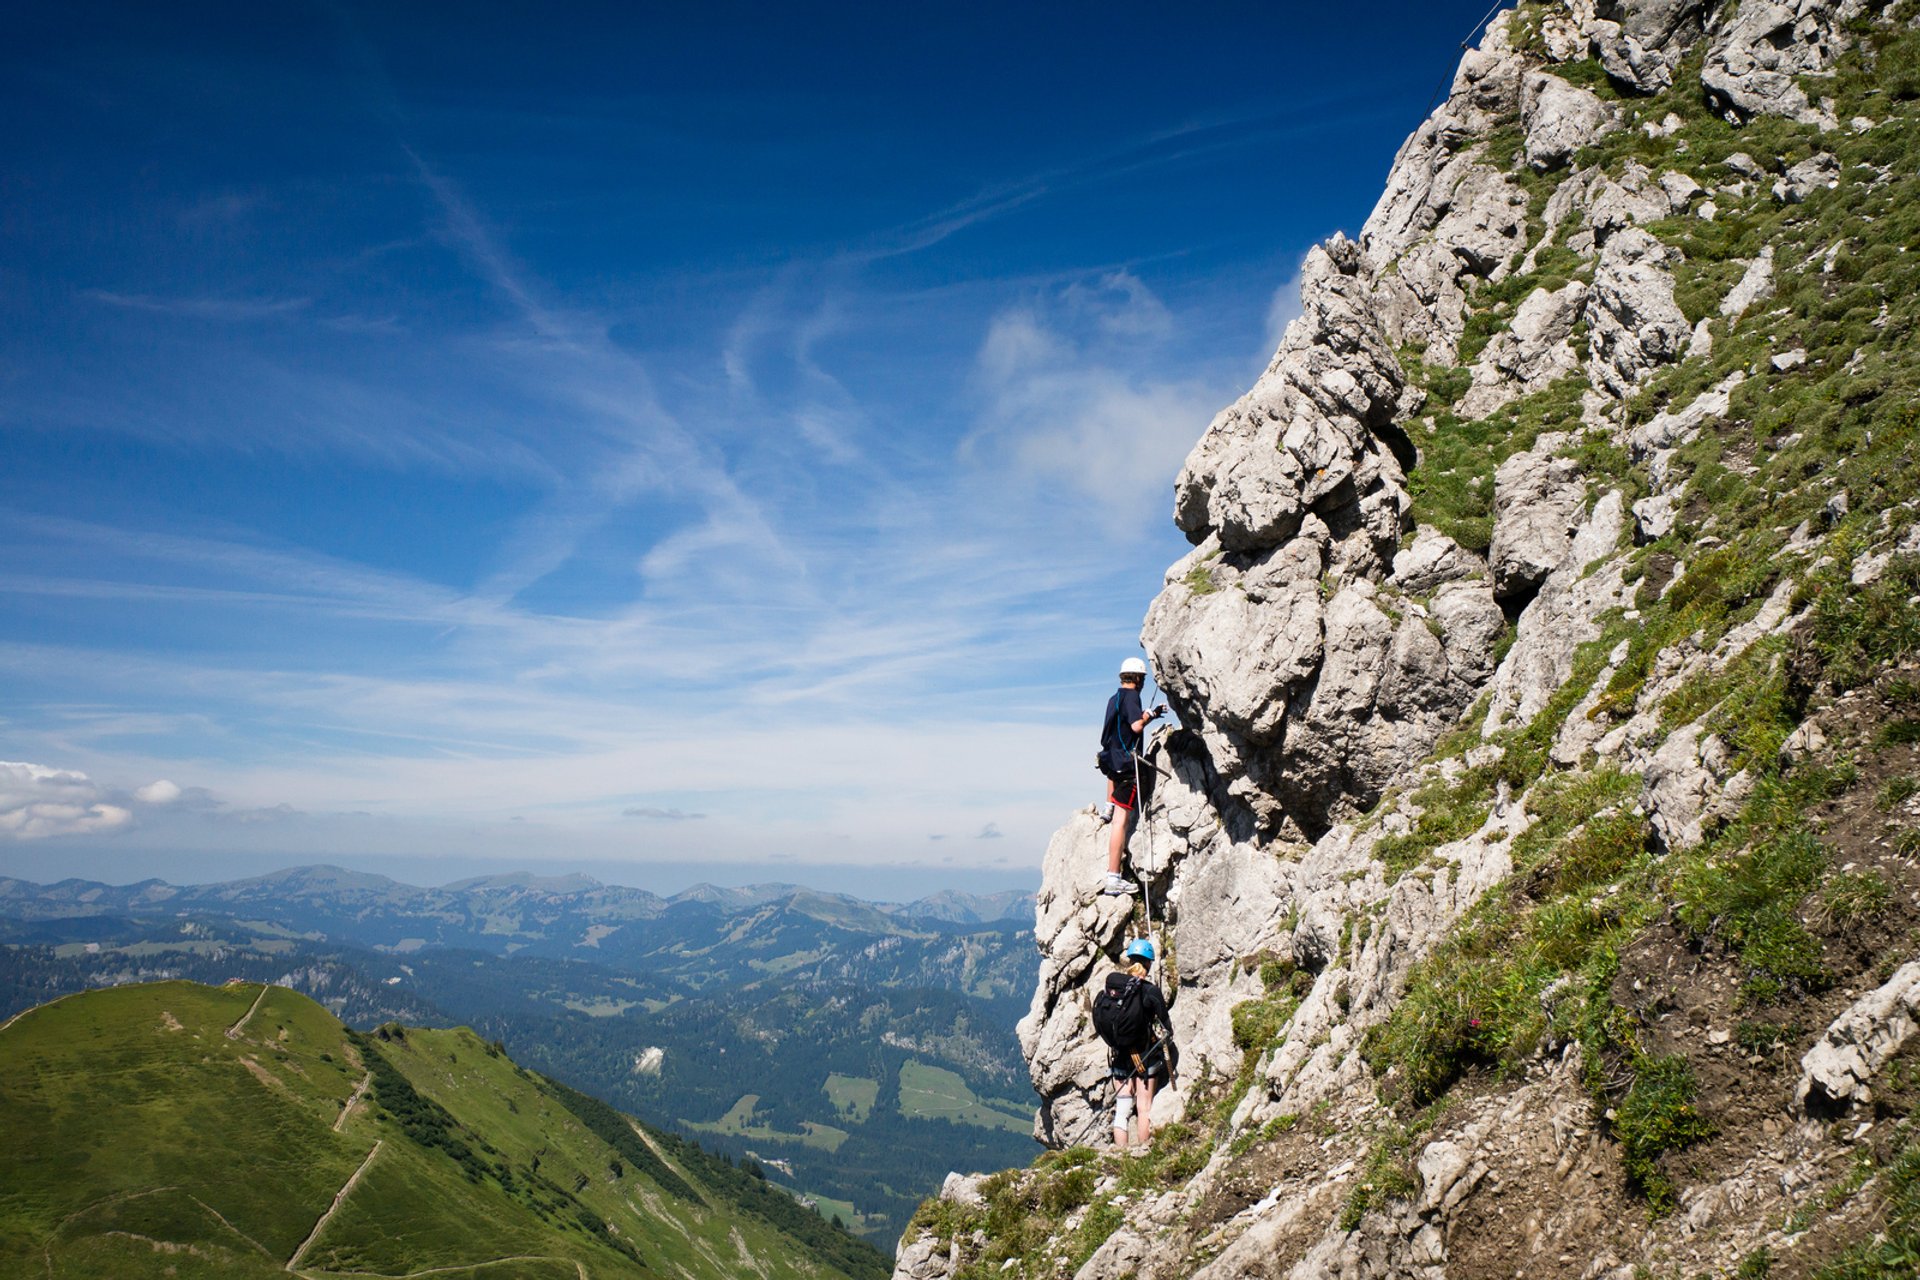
1121, 689, 1158, 739
1146, 983, 1174, 1041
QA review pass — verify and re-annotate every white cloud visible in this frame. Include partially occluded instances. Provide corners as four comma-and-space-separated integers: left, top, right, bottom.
0, 761, 133, 840
961, 272, 1243, 532
84, 290, 312, 321
135, 779, 182, 805
1065, 271, 1173, 339
976, 309, 1067, 384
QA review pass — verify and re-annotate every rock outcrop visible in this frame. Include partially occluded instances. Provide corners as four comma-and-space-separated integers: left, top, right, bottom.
899, 2, 1920, 1275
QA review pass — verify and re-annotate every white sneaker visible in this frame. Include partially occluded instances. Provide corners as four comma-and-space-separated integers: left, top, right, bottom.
1095, 802, 1114, 824
1100, 873, 1138, 897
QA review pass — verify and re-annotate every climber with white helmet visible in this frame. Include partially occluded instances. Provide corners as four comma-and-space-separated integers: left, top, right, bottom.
1096, 656, 1165, 897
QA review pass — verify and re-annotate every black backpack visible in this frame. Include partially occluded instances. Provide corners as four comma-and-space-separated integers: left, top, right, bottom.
1091, 972, 1150, 1052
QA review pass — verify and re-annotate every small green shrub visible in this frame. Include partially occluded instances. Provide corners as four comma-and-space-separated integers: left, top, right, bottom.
1673, 809, 1829, 1001
1338, 1125, 1422, 1231
1880, 719, 1920, 748
1820, 871, 1893, 926
1809, 557, 1920, 691
1735, 1021, 1801, 1057
1038, 1165, 1096, 1217
1230, 994, 1298, 1055
1229, 1112, 1298, 1157
1066, 1198, 1123, 1272
1115, 1123, 1212, 1192
1615, 1053, 1716, 1214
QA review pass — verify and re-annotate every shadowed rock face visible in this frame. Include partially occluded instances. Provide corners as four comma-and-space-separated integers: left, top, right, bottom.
899, 1, 1920, 1277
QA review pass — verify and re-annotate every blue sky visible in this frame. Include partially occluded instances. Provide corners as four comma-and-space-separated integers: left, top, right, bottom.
1, 1, 1501, 895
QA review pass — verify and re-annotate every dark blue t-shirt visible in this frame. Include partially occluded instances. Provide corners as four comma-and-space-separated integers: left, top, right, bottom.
1101, 686, 1144, 774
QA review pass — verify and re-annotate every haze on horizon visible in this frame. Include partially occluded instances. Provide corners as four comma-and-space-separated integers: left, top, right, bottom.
1, 0, 1501, 894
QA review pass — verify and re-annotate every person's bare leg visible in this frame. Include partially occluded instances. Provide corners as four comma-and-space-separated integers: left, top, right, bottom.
1135, 1077, 1157, 1145
1107, 805, 1130, 875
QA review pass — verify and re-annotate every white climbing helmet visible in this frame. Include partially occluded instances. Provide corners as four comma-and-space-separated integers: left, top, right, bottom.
1119, 657, 1149, 678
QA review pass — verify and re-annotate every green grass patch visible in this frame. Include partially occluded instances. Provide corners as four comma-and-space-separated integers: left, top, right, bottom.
690, 1092, 853, 1151
897, 1060, 1031, 1134
823, 1072, 879, 1122
1614, 1052, 1716, 1213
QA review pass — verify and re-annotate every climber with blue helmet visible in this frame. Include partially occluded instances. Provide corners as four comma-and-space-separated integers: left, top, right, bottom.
1089, 936, 1176, 1147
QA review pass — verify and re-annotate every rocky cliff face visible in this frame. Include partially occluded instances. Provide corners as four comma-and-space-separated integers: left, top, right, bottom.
897, 1, 1920, 1276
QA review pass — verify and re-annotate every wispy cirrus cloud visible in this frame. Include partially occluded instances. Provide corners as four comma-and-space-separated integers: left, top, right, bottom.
961, 271, 1232, 529
83, 290, 312, 321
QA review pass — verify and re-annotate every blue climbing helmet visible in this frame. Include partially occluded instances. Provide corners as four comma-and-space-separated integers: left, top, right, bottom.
1124, 938, 1156, 964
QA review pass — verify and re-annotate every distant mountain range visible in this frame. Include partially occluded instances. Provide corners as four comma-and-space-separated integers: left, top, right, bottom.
0, 979, 890, 1279
0, 864, 1034, 935
0, 865, 1040, 1245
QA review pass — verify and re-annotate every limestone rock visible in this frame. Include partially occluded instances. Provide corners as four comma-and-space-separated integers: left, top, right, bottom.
1589, 0, 1713, 93
1774, 151, 1841, 203
1642, 723, 1752, 851
1417, 1139, 1483, 1216
1626, 373, 1744, 494
901, 4, 1908, 1277
1720, 247, 1775, 319
1587, 161, 1683, 243
1434, 164, 1532, 278
938, 1172, 988, 1207
1389, 528, 1486, 595
1632, 492, 1677, 542
1489, 433, 1586, 601
1701, 0, 1860, 128
1172, 239, 1405, 558
1458, 280, 1589, 418
1486, 491, 1633, 733
1523, 70, 1621, 171
1797, 962, 1920, 1113
894, 1230, 960, 1280
1586, 227, 1691, 397
1075, 1226, 1151, 1279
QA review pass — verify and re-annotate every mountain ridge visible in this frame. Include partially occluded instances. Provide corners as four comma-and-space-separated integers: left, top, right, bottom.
0, 865, 1035, 928
0, 978, 891, 1279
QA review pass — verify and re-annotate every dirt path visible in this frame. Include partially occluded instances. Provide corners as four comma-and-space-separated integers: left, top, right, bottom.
286, 1139, 382, 1270
333, 1071, 374, 1133
226, 983, 272, 1040
0, 990, 82, 1036
186, 1193, 274, 1257
291, 1254, 585, 1278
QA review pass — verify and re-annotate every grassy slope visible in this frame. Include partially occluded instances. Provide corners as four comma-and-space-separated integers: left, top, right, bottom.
0, 980, 884, 1280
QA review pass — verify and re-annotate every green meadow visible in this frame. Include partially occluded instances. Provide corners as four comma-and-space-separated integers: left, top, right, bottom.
822, 1073, 879, 1122
690, 1093, 851, 1152
896, 1060, 1031, 1134
0, 981, 887, 1280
